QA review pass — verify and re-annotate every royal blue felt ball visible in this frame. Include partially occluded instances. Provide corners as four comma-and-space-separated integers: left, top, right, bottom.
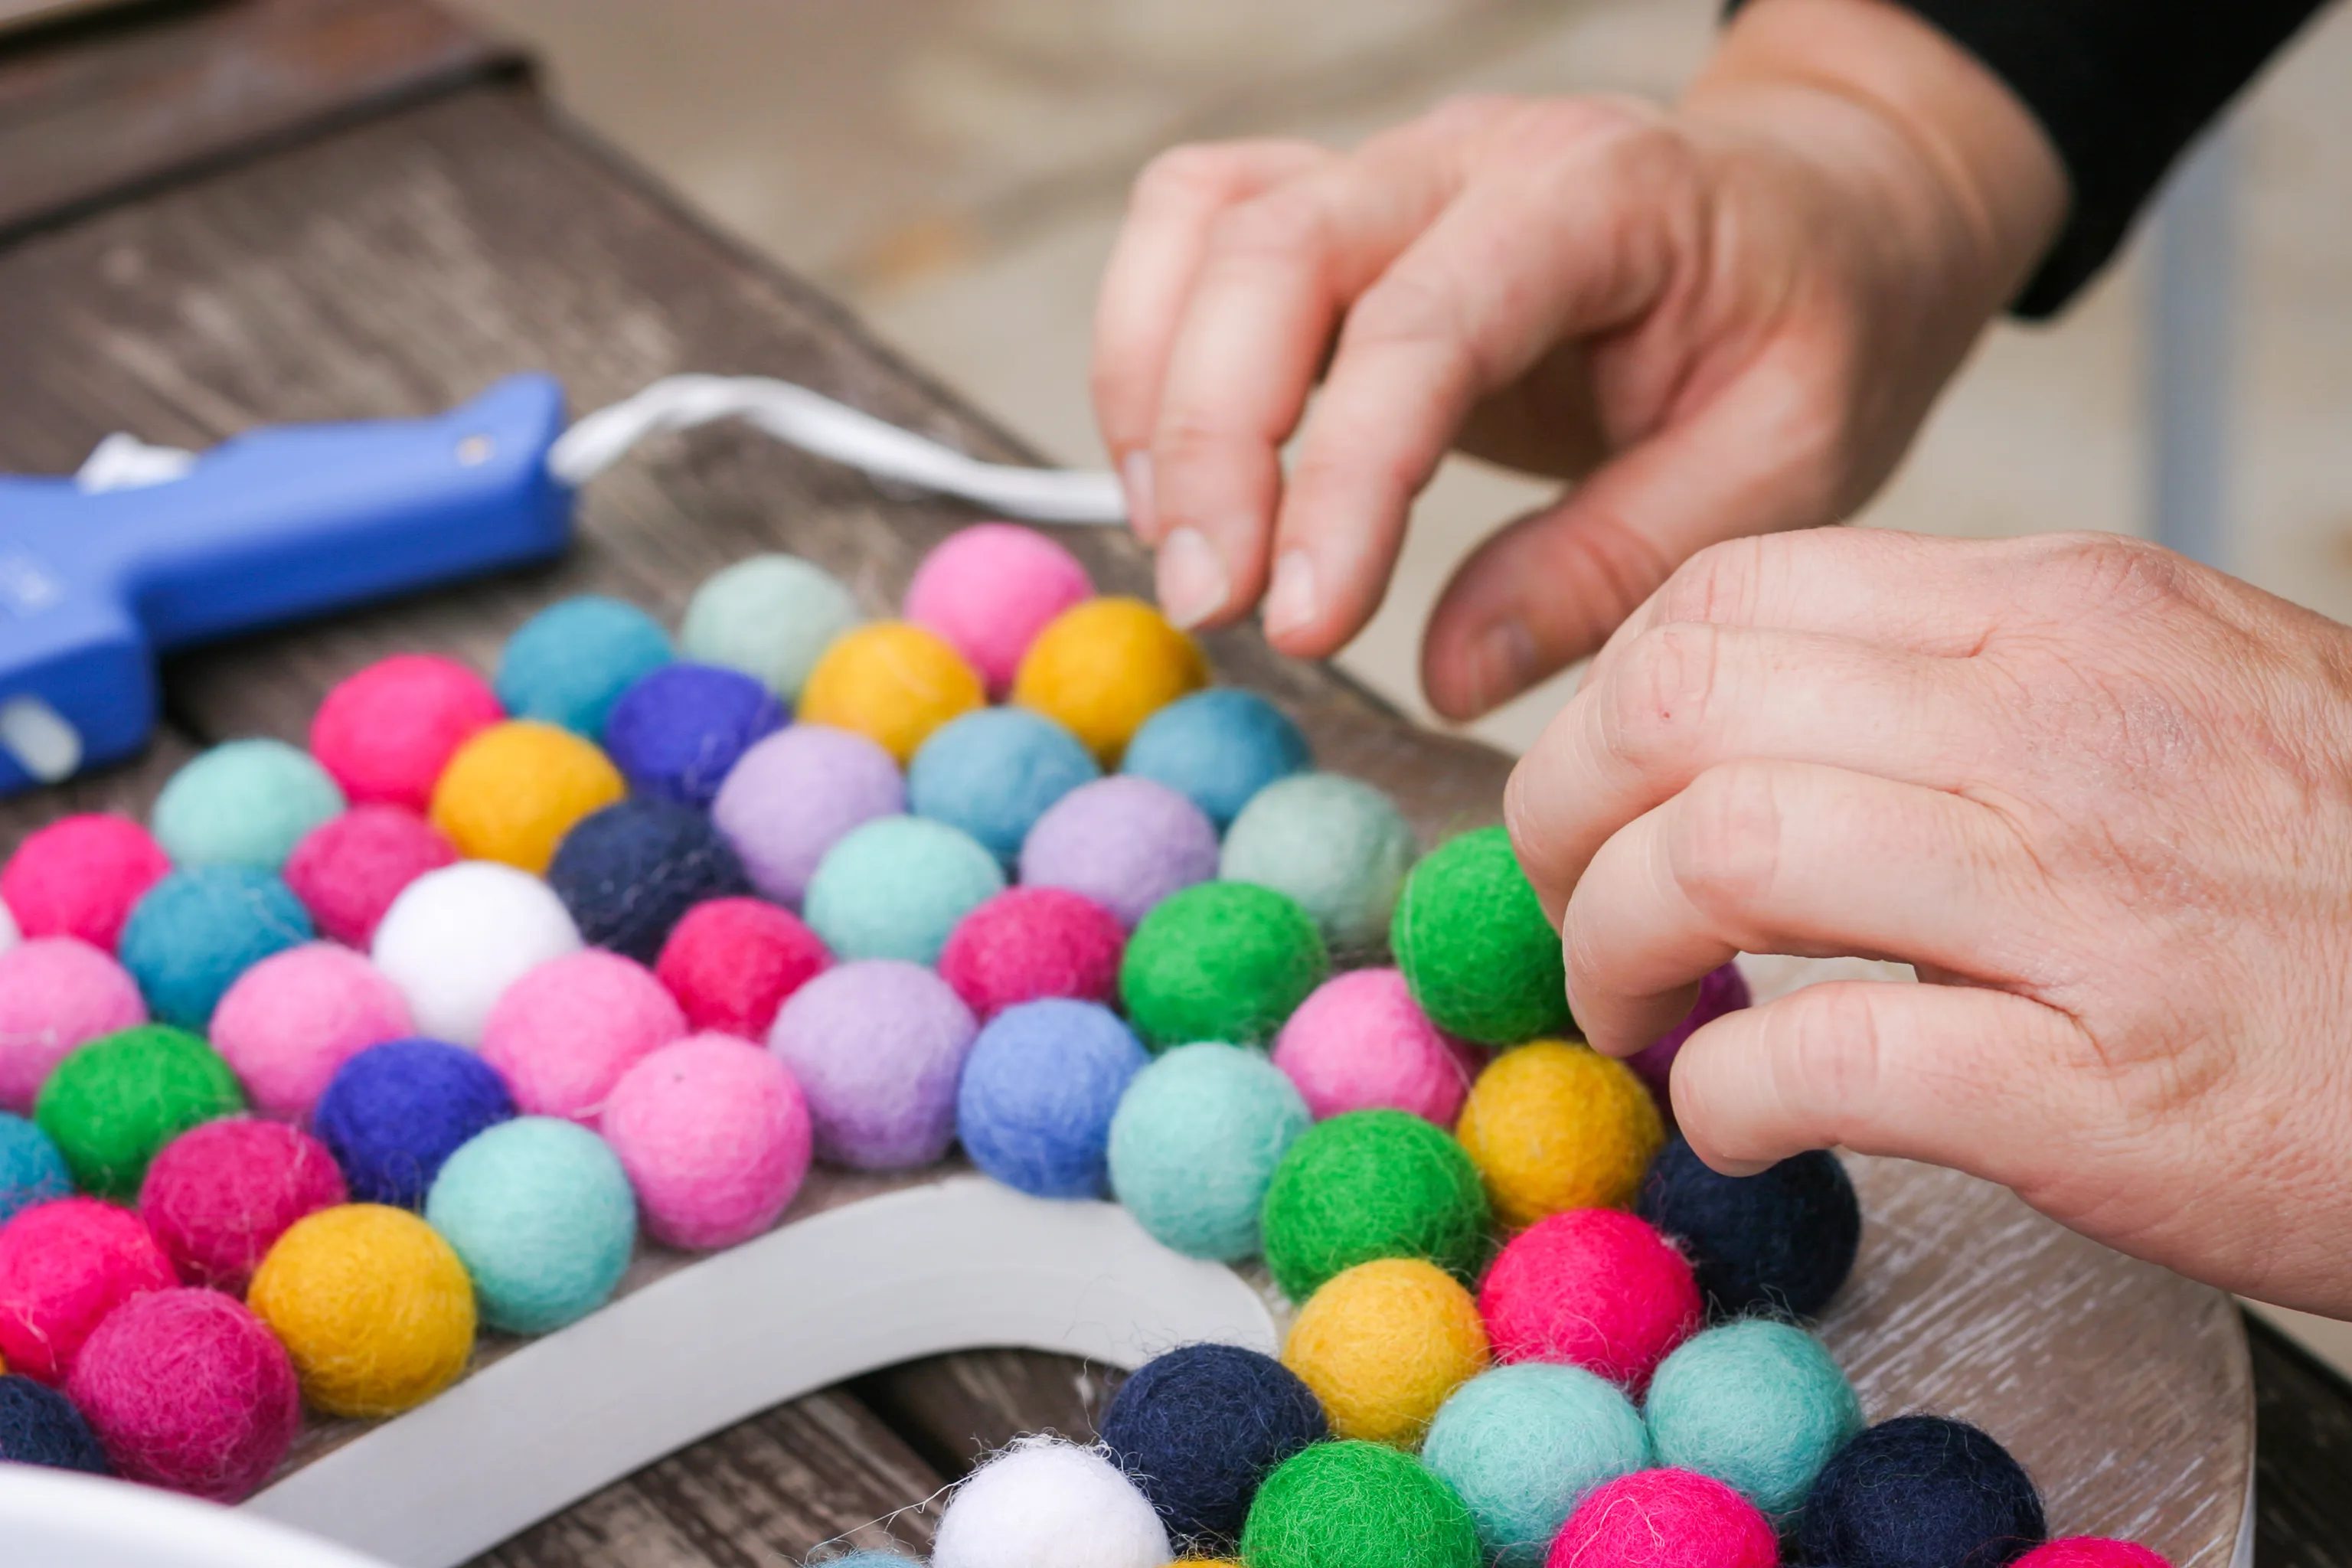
0, 1114, 71, 1224
956, 998, 1147, 1199
909, 707, 1099, 864
1122, 689, 1309, 829
1800, 1415, 2046, 1568
314, 1038, 517, 1207
546, 799, 752, 963
496, 596, 673, 737
1638, 1133, 1860, 1319
1098, 1342, 1327, 1544
118, 867, 315, 1031
0, 1374, 108, 1473
601, 662, 788, 807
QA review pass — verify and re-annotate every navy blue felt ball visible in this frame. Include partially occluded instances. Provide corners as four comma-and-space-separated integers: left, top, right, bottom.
1801, 1415, 2046, 1568
1637, 1134, 1861, 1319
1099, 1342, 1328, 1545
314, 1038, 516, 1207
0, 1374, 108, 1474
602, 662, 787, 807
547, 798, 753, 963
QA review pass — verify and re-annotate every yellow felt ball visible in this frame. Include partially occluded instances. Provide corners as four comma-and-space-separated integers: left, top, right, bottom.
429, 719, 626, 874
248, 1203, 478, 1418
1282, 1257, 1488, 1447
1013, 596, 1208, 765
1454, 1040, 1664, 1230
798, 620, 985, 765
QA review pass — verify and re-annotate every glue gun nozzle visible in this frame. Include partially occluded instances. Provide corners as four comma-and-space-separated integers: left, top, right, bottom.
0, 695, 83, 783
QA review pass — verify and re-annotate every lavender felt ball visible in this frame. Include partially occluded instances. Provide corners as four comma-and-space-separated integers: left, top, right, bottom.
1018, 776, 1217, 929
767, 960, 977, 1168
710, 725, 906, 906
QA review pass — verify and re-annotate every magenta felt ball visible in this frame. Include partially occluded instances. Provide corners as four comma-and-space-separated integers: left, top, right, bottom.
2017, 1542, 2174, 1568
68, 1287, 299, 1502
138, 1119, 346, 1293
1625, 963, 1750, 1099
1547, 1468, 1777, 1568
1480, 1209, 1702, 1394
208, 944, 414, 1122
0, 939, 148, 1112
1272, 967, 1481, 1125
601, 1033, 812, 1249
310, 654, 505, 812
654, 897, 831, 1040
481, 950, 688, 1122
283, 806, 459, 948
938, 887, 1125, 1021
712, 725, 908, 906
1018, 775, 1218, 928
904, 523, 1095, 697
768, 960, 976, 1168
0, 815, 171, 953
0, 1197, 175, 1384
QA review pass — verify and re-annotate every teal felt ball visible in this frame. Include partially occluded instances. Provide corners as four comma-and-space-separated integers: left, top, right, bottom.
119, 868, 315, 1031
1644, 1318, 1863, 1517
0, 1113, 71, 1223
909, 707, 1099, 864
679, 554, 861, 703
1122, 688, 1308, 828
496, 596, 674, 737
1107, 1042, 1310, 1261
1220, 773, 1415, 952
152, 740, 345, 872
804, 816, 1007, 965
423, 1116, 637, 1334
1421, 1364, 1651, 1567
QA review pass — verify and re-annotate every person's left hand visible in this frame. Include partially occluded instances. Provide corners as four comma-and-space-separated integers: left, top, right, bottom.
1504, 525, 2352, 1315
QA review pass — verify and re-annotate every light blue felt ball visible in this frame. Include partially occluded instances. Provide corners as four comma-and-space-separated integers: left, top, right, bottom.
1122, 688, 1309, 829
679, 554, 861, 703
1106, 1041, 1308, 1261
424, 1116, 638, 1334
152, 740, 345, 871
0, 1113, 71, 1223
118, 867, 314, 1031
1644, 1317, 1864, 1517
956, 999, 1148, 1199
496, 596, 675, 737
819, 1554, 920, 1567
1420, 1362, 1651, 1567
1218, 773, 1415, 952
909, 707, 1099, 864
803, 815, 1005, 965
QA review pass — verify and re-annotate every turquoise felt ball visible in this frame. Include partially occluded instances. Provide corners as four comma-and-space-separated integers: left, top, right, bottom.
909, 707, 1099, 864
119, 867, 315, 1030
679, 553, 861, 703
1122, 688, 1308, 828
1644, 1318, 1863, 1517
1107, 1042, 1310, 1261
424, 1116, 638, 1334
1220, 773, 1416, 951
804, 815, 1007, 965
1420, 1363, 1651, 1568
496, 596, 674, 737
152, 740, 345, 871
0, 1113, 71, 1223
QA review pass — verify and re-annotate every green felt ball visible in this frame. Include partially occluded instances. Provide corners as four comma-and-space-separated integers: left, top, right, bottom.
34, 1026, 245, 1200
1219, 773, 1416, 952
1259, 1108, 1491, 1302
1390, 825, 1571, 1046
1241, 1440, 1481, 1568
1118, 881, 1328, 1050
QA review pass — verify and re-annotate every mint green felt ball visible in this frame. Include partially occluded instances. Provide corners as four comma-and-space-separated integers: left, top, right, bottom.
680, 554, 861, 703
1219, 773, 1415, 952
1118, 881, 1328, 1050
804, 815, 1006, 965
425, 1116, 638, 1334
1107, 1042, 1310, 1260
1421, 1364, 1651, 1566
1644, 1318, 1863, 1516
152, 739, 345, 871
1390, 825, 1570, 1045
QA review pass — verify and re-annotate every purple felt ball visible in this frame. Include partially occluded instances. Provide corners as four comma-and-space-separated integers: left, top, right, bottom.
766, 960, 976, 1168
1018, 776, 1217, 929
1627, 963, 1752, 1096
710, 725, 907, 906
602, 662, 787, 808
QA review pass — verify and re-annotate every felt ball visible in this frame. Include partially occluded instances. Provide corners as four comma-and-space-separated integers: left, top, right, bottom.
906, 523, 1095, 697
1271, 968, 1478, 1126
1478, 1210, 1700, 1393
1800, 1416, 2047, 1568
825, 1555, 923, 1568
804, 815, 1005, 965
0, 1115, 70, 1224
314, 1038, 516, 1207
282, 805, 459, 948
1625, 963, 1749, 1098
1636, 1136, 1861, 1320
1391, 827, 1570, 1047
0, 1197, 174, 1383
1098, 1342, 1327, 1544
602, 662, 788, 807
425, 1116, 636, 1332
1122, 689, 1309, 830
310, 654, 505, 812
1014, 597, 1209, 766
957, 1000, 1147, 1199
546, 798, 754, 963
769, 961, 975, 1168
1421, 1363, 1651, 1567
1240, 1438, 1481, 1568
119, 866, 315, 1031
247, 1203, 475, 1417
1021, 775, 1220, 929
0, 896, 12, 952
152, 740, 346, 872
430, 719, 628, 874
1455, 1042, 1664, 1228
0, 814, 170, 952
1645, 1319, 1860, 1517
209, 943, 414, 1121
1258, 1109, 1489, 1302
1220, 774, 1414, 952
1547, 1468, 1778, 1568
1119, 881, 1328, 1051
0, 1374, 107, 1472
712, 724, 907, 905
495, 594, 674, 737
138, 1119, 347, 1294
67, 1287, 298, 1501
34, 1026, 244, 1200
0, 938, 148, 1112
910, 707, 1101, 864
933, 1436, 1173, 1568
799, 620, 985, 765
1282, 1258, 1489, 1446
1107, 1043, 1308, 1260
370, 861, 583, 1046
482, 949, 688, 1122
681, 552, 862, 702
655, 897, 831, 1038
2014, 1543, 2174, 1568
939, 887, 1125, 1021
601, 1033, 812, 1249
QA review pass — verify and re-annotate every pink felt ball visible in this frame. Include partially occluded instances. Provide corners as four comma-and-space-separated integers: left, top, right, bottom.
937, 886, 1125, 1021
1547, 1468, 1779, 1568
209, 943, 414, 1121
653, 897, 831, 1040
283, 805, 460, 949
310, 653, 506, 812
1479, 1208, 1702, 1393
481, 950, 688, 1122
904, 523, 1095, 697
68, 1287, 299, 1502
138, 1119, 347, 1293
1272, 967, 1482, 1125
2016, 1542, 2174, 1568
0, 1197, 175, 1383
0, 938, 149, 1112
0, 814, 171, 952
601, 1033, 813, 1250
1625, 962, 1751, 1099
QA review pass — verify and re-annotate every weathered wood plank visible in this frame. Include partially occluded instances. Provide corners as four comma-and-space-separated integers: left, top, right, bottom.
2247, 1310, 2352, 1568
851, 1349, 1124, 1478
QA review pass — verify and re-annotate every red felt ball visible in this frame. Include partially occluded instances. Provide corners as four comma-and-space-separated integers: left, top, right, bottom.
311, 653, 505, 812
68, 1287, 299, 1502
0, 815, 171, 953
2017, 1540, 2174, 1568
654, 897, 831, 1040
937, 887, 1125, 1021
1547, 1468, 1778, 1568
1479, 1209, 1701, 1393
283, 806, 459, 948
138, 1119, 347, 1294
0, 1198, 175, 1383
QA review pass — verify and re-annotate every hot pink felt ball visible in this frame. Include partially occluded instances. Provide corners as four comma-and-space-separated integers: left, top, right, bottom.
601, 1033, 813, 1250
0, 1197, 175, 1383
283, 805, 460, 948
1547, 1468, 1779, 1568
1271, 967, 1482, 1125
2015, 1542, 2174, 1568
138, 1119, 347, 1293
310, 653, 506, 812
1479, 1208, 1702, 1393
0, 938, 149, 1112
0, 814, 171, 952
904, 524, 1095, 697
1625, 963, 1750, 1099
481, 950, 688, 1122
68, 1287, 299, 1502
208, 943, 414, 1121
653, 898, 831, 1040
937, 886, 1125, 1021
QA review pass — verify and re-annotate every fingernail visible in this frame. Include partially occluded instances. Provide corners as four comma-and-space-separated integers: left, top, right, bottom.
1122, 451, 1156, 538
1468, 617, 1537, 713
1156, 527, 1230, 629
1263, 549, 1318, 639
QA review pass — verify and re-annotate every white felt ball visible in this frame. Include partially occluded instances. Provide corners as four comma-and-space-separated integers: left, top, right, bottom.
371, 862, 583, 1046
931, 1437, 1171, 1568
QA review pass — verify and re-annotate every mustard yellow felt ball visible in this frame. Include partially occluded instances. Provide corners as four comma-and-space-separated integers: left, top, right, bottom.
429, 719, 626, 874
248, 1203, 477, 1418
1282, 1257, 1489, 1447
1013, 596, 1208, 766
798, 621, 985, 765
1454, 1040, 1664, 1230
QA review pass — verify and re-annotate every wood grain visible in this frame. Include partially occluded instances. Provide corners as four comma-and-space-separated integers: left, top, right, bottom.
2246, 1310, 2352, 1568
851, 1349, 1125, 1478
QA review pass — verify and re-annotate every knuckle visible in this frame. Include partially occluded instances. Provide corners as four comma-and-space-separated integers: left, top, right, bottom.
1135, 143, 1246, 207
1666, 761, 1786, 916
1773, 984, 1886, 1119
1207, 194, 1327, 266
1654, 536, 1770, 627
1600, 620, 1726, 763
